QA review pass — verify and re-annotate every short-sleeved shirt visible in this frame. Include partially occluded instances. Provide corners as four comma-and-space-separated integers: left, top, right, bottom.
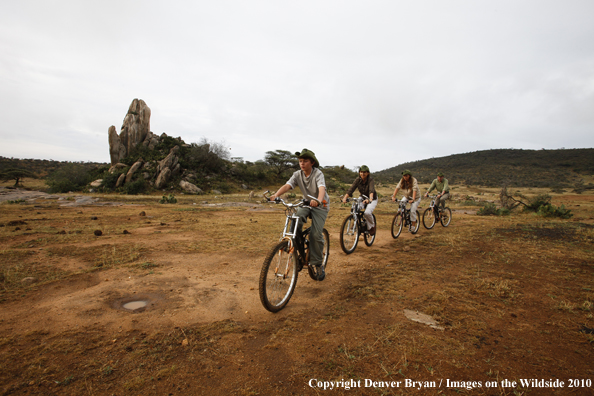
427, 178, 450, 194
396, 177, 421, 200
286, 168, 330, 211
346, 176, 377, 201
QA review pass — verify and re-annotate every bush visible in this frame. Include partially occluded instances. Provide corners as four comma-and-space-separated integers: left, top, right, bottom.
537, 203, 573, 219
46, 164, 92, 193
477, 203, 509, 216
159, 194, 177, 204
100, 171, 125, 190
124, 179, 148, 195
523, 194, 552, 212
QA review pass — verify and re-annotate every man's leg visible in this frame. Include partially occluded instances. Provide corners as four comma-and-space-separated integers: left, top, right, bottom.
439, 193, 450, 209
410, 198, 421, 222
301, 207, 328, 267
364, 199, 378, 231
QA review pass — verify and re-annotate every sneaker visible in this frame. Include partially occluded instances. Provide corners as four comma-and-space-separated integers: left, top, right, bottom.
315, 264, 325, 281
369, 226, 376, 236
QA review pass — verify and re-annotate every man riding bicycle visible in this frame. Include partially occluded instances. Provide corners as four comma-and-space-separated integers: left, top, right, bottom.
424, 172, 450, 209
269, 148, 330, 278
342, 165, 378, 236
391, 170, 421, 229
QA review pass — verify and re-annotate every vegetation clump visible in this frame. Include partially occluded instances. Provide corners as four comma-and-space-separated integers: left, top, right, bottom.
477, 203, 510, 216
159, 194, 177, 204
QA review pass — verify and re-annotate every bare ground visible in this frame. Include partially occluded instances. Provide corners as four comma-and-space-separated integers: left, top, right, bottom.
1, 188, 593, 395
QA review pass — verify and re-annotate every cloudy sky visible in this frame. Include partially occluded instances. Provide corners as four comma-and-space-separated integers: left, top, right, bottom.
1, 0, 593, 172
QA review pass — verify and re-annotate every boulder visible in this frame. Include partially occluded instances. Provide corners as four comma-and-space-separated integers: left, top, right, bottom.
90, 179, 103, 188
158, 146, 179, 172
171, 163, 181, 177
108, 163, 128, 174
116, 173, 126, 188
108, 126, 127, 165
212, 189, 222, 195
155, 168, 172, 189
125, 160, 144, 183
121, 99, 151, 155
179, 180, 203, 194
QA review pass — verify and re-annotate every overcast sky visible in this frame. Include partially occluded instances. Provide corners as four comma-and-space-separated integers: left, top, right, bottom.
1, 1, 593, 172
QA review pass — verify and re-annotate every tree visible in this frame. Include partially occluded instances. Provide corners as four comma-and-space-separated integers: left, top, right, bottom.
0, 168, 37, 187
264, 150, 298, 176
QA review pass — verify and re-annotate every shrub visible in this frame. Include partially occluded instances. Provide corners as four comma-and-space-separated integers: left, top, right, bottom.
46, 164, 92, 193
124, 179, 148, 195
100, 171, 125, 190
159, 194, 177, 204
523, 194, 552, 212
477, 203, 509, 216
537, 203, 573, 219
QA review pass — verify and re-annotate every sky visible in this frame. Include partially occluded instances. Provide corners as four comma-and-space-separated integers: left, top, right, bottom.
1, 0, 593, 172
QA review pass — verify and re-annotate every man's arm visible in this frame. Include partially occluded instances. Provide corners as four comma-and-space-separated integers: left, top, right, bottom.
271, 184, 292, 199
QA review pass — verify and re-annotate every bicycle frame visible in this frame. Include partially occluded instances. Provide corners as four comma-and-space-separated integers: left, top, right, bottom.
346, 195, 368, 234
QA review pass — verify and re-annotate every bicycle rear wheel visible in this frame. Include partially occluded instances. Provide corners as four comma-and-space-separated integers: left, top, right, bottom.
259, 240, 298, 313
306, 228, 330, 281
422, 208, 436, 229
391, 212, 403, 239
440, 207, 452, 227
340, 214, 359, 254
364, 214, 376, 246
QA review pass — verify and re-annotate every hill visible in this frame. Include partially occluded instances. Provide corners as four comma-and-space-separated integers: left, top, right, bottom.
374, 148, 594, 190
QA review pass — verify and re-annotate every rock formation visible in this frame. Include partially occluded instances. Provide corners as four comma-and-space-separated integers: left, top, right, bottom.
108, 99, 152, 165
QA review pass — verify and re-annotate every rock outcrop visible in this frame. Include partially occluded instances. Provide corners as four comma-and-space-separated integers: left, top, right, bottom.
108, 99, 151, 165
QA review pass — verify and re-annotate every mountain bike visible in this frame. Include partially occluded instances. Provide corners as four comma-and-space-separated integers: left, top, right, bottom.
339, 195, 376, 254
422, 195, 452, 229
391, 199, 420, 238
258, 191, 330, 313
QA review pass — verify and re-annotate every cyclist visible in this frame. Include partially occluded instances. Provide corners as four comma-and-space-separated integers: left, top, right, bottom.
269, 148, 330, 277
391, 170, 421, 229
425, 172, 450, 210
342, 165, 377, 236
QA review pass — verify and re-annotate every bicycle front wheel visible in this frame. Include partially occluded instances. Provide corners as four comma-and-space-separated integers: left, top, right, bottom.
340, 215, 359, 254
364, 214, 376, 246
422, 208, 436, 230
410, 211, 420, 234
440, 207, 452, 227
259, 240, 299, 313
391, 212, 403, 239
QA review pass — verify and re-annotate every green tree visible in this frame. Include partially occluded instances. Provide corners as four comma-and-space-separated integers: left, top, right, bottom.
0, 168, 37, 186
264, 150, 298, 176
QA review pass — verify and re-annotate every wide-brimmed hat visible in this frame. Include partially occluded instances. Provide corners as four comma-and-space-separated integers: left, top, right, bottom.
359, 165, 370, 173
401, 170, 412, 176
437, 172, 444, 177
294, 148, 319, 167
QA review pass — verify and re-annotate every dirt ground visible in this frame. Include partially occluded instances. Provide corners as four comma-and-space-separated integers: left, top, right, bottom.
1, 186, 593, 395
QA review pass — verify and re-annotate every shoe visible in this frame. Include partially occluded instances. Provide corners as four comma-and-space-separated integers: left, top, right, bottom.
369, 226, 376, 236
315, 264, 325, 281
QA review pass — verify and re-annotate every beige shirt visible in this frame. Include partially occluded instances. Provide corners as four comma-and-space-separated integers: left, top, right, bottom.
396, 177, 421, 200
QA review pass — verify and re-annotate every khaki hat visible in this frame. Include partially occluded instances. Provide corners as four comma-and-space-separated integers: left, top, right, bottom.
401, 170, 412, 176
359, 165, 370, 172
437, 172, 444, 177
295, 148, 319, 167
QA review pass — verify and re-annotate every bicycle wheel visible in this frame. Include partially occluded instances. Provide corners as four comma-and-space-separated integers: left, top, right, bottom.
440, 207, 452, 227
340, 215, 359, 254
306, 228, 330, 281
410, 211, 420, 234
364, 214, 376, 246
259, 240, 299, 313
422, 208, 436, 230
391, 212, 403, 239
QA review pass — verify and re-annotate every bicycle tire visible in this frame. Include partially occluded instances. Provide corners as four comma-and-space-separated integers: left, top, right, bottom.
340, 215, 359, 254
422, 208, 436, 230
259, 240, 298, 313
410, 211, 420, 234
306, 228, 330, 281
440, 207, 452, 227
363, 214, 377, 246
391, 212, 403, 239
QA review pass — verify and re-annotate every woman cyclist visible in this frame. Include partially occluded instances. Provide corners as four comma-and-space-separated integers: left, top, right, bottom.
342, 165, 377, 236
391, 170, 421, 229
